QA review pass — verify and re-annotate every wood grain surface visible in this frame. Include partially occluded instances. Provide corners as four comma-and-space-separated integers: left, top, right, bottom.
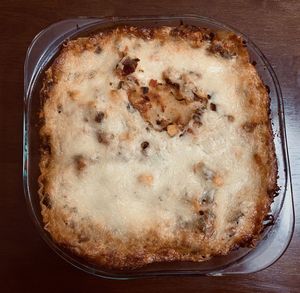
0, 0, 299, 292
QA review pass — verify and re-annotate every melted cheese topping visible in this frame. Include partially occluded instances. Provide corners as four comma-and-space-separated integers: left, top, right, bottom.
41, 27, 275, 264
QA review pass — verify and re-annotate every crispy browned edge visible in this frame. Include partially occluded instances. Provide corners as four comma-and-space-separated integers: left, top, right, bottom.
38, 25, 278, 269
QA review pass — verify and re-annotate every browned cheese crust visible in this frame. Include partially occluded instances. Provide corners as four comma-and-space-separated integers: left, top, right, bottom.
39, 25, 277, 268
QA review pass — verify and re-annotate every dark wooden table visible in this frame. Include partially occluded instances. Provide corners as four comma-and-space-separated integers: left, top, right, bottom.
1, 0, 299, 292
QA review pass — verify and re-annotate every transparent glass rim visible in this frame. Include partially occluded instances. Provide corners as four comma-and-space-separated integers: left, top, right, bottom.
23, 15, 294, 279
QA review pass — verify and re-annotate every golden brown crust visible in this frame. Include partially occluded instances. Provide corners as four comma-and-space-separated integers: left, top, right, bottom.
39, 25, 277, 269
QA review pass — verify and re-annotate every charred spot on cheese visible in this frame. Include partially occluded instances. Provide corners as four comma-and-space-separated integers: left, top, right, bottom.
57, 104, 63, 114
210, 103, 217, 111
141, 141, 149, 150
74, 155, 87, 171
94, 46, 102, 54
227, 115, 235, 122
126, 102, 135, 113
95, 111, 105, 123
96, 131, 110, 145
209, 32, 215, 40
243, 121, 258, 133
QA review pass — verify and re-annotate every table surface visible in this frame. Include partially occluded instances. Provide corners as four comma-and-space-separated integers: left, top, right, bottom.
1, 0, 299, 292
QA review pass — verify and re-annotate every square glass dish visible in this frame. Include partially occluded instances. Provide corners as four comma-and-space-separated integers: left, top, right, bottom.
23, 15, 294, 278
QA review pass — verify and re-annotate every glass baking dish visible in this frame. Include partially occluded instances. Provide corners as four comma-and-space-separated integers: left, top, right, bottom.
23, 15, 294, 278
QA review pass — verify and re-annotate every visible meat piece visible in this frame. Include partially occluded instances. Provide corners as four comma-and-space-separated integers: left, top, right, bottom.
122, 57, 140, 75
127, 69, 208, 133
116, 57, 140, 77
164, 77, 180, 90
128, 84, 204, 132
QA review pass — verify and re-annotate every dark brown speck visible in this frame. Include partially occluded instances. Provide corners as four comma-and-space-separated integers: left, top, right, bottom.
42, 194, 52, 209
243, 121, 258, 132
141, 86, 149, 94
97, 132, 109, 144
117, 80, 124, 89
122, 57, 140, 76
227, 115, 234, 122
210, 103, 217, 111
94, 46, 102, 54
141, 141, 149, 150
95, 111, 105, 123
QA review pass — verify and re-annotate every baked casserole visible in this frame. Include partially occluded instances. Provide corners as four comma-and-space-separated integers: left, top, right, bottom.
39, 25, 277, 268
